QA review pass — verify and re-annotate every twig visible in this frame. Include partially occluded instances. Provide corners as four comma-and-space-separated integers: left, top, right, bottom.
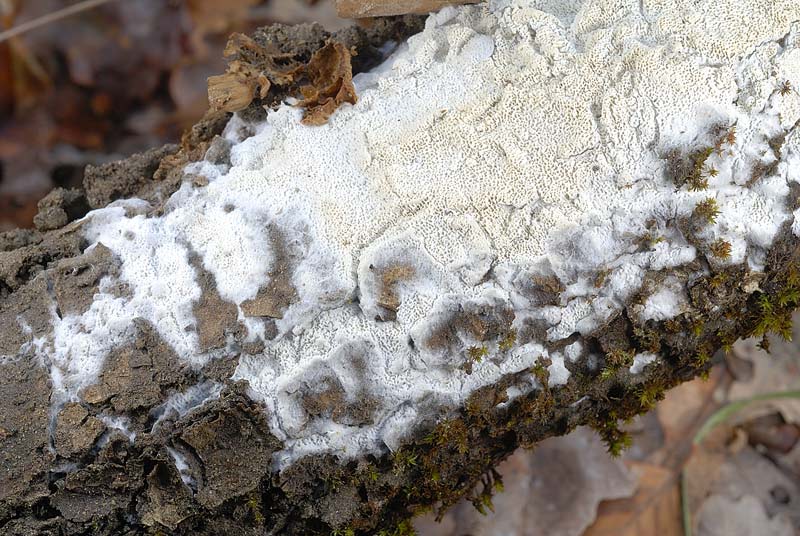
0, 0, 120, 44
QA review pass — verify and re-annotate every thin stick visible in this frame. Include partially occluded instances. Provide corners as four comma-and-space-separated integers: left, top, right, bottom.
0, 0, 120, 44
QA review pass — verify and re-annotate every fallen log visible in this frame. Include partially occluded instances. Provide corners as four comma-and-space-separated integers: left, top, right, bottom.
1, 1, 800, 535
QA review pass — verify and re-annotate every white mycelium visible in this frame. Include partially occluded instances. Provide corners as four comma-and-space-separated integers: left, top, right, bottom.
15, 0, 800, 468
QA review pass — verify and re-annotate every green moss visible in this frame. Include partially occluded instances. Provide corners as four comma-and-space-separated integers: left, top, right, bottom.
607, 349, 635, 368
530, 362, 550, 385
594, 418, 633, 457
709, 239, 732, 259
634, 326, 661, 353
469, 469, 503, 516
498, 329, 517, 352
717, 330, 736, 354
686, 147, 714, 191
599, 349, 635, 380
751, 290, 796, 342
693, 197, 720, 224
691, 318, 705, 337
362, 463, 379, 483
694, 348, 711, 367
424, 419, 469, 455
246, 494, 265, 524
637, 383, 666, 410
392, 449, 418, 475
709, 272, 728, 290
376, 520, 417, 536
466, 345, 489, 363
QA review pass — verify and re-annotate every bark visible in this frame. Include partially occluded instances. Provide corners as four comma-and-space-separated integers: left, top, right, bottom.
336, 0, 482, 18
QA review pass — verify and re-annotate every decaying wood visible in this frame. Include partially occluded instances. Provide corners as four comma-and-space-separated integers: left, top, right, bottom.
336, 0, 482, 19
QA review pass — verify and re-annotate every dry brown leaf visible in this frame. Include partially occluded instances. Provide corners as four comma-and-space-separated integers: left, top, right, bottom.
647, 370, 727, 468
208, 70, 259, 113
728, 338, 800, 425
695, 495, 794, 536
225, 33, 302, 86
299, 41, 357, 126
584, 462, 682, 536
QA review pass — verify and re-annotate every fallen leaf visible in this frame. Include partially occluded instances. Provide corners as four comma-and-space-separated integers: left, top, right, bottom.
706, 446, 800, 526
728, 338, 800, 425
583, 462, 682, 536
695, 495, 794, 536
651, 370, 726, 467
299, 41, 357, 126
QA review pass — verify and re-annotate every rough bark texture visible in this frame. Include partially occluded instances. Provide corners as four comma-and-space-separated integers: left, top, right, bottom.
1, 14, 799, 536
336, 0, 482, 18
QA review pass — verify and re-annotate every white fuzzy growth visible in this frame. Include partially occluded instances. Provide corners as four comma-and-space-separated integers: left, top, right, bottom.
16, 0, 800, 467
100, 415, 136, 444
167, 447, 196, 488
641, 278, 689, 322
630, 353, 658, 375
150, 381, 223, 428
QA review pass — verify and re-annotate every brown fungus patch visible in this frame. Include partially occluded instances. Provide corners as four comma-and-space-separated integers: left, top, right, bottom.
190, 254, 241, 352
374, 263, 416, 320
241, 226, 299, 320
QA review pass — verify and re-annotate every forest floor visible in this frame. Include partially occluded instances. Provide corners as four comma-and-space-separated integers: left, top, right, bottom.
2, 2, 799, 535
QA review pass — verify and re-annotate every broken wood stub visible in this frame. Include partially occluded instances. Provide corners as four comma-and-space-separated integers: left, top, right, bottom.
336, 0, 482, 19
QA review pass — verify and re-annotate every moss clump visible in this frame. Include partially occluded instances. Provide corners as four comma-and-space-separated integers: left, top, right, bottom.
593, 417, 633, 457
709, 272, 728, 290
599, 348, 635, 380
685, 147, 715, 191
469, 469, 503, 515
709, 239, 732, 259
633, 326, 661, 353
693, 347, 711, 367
466, 346, 489, 363
424, 419, 469, 455
392, 449, 418, 475
246, 493, 265, 524
376, 520, 417, 536
752, 293, 795, 342
531, 361, 550, 385
637, 383, 666, 410
498, 329, 517, 351
693, 197, 720, 224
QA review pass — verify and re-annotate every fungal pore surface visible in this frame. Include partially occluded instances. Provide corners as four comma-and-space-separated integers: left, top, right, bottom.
12, 0, 800, 470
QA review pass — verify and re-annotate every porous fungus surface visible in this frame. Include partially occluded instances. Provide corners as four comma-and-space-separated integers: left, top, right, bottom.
9, 0, 800, 470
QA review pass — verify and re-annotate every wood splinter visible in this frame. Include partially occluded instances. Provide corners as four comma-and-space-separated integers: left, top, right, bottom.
335, 0, 483, 19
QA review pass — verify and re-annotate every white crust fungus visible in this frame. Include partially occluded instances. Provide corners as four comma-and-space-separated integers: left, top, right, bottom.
14, 0, 800, 467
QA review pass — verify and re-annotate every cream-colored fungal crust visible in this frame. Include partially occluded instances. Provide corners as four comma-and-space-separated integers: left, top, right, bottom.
14, 0, 800, 468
